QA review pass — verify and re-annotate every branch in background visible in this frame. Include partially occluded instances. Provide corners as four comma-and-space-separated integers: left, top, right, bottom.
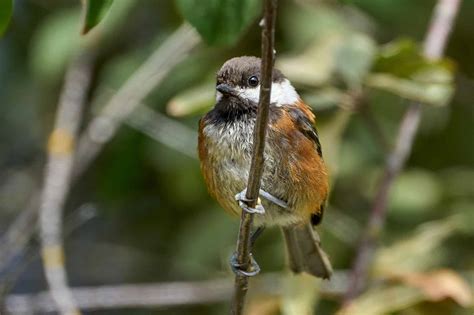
0, 204, 98, 305
231, 1, 277, 314
4, 271, 348, 314
0, 197, 38, 274
74, 23, 200, 177
38, 52, 95, 315
344, 0, 462, 304
0, 24, 200, 285
126, 104, 198, 159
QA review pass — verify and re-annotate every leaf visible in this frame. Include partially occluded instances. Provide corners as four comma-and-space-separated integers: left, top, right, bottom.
277, 36, 343, 87
176, 0, 260, 45
374, 216, 461, 274
334, 33, 377, 88
389, 169, 442, 215
0, 0, 12, 37
166, 82, 215, 117
367, 39, 456, 106
366, 73, 454, 107
81, 0, 114, 35
30, 9, 81, 81
281, 273, 321, 315
278, 32, 375, 88
393, 270, 473, 307
337, 285, 425, 315
303, 87, 345, 111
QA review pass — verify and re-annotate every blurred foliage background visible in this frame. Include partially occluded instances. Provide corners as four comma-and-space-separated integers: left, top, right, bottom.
0, 0, 473, 314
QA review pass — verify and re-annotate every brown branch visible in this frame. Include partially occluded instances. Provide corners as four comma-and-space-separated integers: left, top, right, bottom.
231, 1, 277, 314
4, 271, 349, 314
343, 0, 462, 304
38, 51, 95, 315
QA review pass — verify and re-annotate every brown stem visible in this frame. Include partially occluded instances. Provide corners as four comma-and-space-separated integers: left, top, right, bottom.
343, 0, 462, 304
230, 1, 277, 314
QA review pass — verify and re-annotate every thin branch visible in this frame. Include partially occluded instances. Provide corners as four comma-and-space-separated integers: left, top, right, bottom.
0, 24, 200, 283
38, 52, 95, 315
0, 197, 38, 274
74, 23, 200, 177
231, 1, 277, 314
344, 0, 462, 304
0, 204, 97, 305
4, 271, 349, 314
126, 105, 198, 159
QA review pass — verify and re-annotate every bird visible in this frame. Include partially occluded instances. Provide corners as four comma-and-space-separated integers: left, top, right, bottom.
197, 56, 332, 279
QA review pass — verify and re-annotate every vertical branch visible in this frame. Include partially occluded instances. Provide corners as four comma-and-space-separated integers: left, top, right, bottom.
231, 1, 277, 314
39, 52, 95, 315
344, 0, 462, 304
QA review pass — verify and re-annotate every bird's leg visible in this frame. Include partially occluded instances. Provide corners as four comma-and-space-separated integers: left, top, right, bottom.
230, 227, 266, 277
258, 189, 288, 209
235, 188, 288, 213
234, 189, 265, 214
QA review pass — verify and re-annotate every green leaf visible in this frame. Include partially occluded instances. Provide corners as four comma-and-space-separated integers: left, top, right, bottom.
167, 82, 215, 117
176, 0, 260, 45
303, 87, 345, 111
367, 39, 455, 106
335, 33, 376, 88
30, 9, 81, 81
366, 72, 454, 107
81, 0, 114, 35
0, 0, 12, 37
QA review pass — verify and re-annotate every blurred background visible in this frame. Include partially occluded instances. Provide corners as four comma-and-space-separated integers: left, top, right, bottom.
0, 0, 473, 314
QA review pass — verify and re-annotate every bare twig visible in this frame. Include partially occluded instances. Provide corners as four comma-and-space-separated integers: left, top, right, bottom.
231, 1, 277, 314
126, 105, 198, 159
344, 0, 462, 304
38, 52, 95, 315
4, 271, 349, 314
0, 24, 200, 284
0, 197, 38, 273
0, 204, 97, 306
74, 23, 200, 176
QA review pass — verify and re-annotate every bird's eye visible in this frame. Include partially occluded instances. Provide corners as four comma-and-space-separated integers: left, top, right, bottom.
248, 76, 259, 87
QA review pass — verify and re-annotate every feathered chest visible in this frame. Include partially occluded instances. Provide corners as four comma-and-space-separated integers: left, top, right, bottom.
202, 118, 255, 164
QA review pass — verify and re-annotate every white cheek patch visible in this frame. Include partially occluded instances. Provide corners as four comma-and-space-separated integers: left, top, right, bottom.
233, 79, 299, 107
234, 86, 260, 104
270, 79, 299, 106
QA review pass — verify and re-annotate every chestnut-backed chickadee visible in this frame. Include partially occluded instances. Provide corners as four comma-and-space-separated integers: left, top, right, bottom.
198, 56, 332, 279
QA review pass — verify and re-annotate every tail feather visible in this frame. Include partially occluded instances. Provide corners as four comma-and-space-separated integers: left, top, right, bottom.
282, 223, 333, 279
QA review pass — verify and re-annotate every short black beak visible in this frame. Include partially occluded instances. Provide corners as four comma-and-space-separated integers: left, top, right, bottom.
216, 83, 235, 96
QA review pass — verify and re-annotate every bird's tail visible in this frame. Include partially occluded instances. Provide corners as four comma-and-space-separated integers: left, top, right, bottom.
282, 223, 333, 279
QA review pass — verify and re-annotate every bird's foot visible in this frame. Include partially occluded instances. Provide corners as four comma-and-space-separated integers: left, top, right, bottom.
234, 189, 265, 214
258, 189, 288, 209
230, 252, 261, 277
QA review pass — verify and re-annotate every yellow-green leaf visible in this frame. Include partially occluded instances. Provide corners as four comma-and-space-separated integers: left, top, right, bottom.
167, 83, 215, 117
81, 0, 114, 35
367, 39, 456, 106
366, 72, 454, 107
